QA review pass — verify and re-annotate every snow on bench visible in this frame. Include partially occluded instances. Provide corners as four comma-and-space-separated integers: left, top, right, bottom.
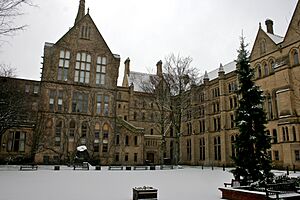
20, 165, 38, 171
73, 162, 89, 170
133, 166, 148, 170
108, 166, 123, 170
265, 182, 300, 200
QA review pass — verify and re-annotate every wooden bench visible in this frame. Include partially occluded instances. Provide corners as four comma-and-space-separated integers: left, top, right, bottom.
20, 165, 38, 171
73, 162, 89, 170
108, 166, 123, 170
133, 166, 148, 170
265, 182, 300, 200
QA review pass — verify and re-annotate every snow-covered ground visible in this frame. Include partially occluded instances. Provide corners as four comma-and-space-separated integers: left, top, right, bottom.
0, 165, 233, 200
0, 165, 298, 200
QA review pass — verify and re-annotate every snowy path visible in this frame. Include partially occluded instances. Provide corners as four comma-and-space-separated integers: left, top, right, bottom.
0, 166, 233, 200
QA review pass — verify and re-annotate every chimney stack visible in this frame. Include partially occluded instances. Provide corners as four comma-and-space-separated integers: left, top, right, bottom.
156, 60, 163, 76
265, 19, 274, 34
124, 58, 130, 75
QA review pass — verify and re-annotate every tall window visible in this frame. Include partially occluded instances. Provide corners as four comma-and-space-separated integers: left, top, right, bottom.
7, 131, 26, 152
102, 124, 109, 153
267, 96, 273, 119
187, 139, 192, 161
257, 65, 262, 78
214, 136, 221, 161
96, 94, 102, 114
282, 127, 289, 142
295, 150, 300, 161
81, 25, 91, 39
75, 52, 91, 84
58, 91, 63, 112
69, 120, 75, 138
94, 123, 100, 152
72, 92, 88, 113
264, 63, 269, 76
134, 136, 138, 146
270, 59, 275, 72
199, 138, 205, 161
49, 90, 55, 112
125, 135, 129, 146
272, 129, 278, 143
293, 126, 297, 141
231, 135, 236, 158
55, 121, 62, 147
104, 95, 109, 116
58, 50, 70, 81
293, 50, 299, 65
96, 56, 107, 85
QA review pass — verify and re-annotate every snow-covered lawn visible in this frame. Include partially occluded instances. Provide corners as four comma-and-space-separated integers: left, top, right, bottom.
0, 165, 234, 200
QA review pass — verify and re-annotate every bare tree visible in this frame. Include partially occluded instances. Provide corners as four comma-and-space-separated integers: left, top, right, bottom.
0, 0, 34, 37
0, 66, 26, 138
139, 53, 199, 165
0, 63, 16, 77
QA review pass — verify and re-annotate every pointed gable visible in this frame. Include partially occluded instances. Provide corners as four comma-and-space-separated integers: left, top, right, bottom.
250, 27, 279, 61
283, 1, 300, 45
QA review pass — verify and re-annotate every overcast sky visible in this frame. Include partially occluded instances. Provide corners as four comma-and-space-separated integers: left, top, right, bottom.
0, 0, 298, 84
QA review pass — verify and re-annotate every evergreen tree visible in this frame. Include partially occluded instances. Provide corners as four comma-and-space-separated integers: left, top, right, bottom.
232, 37, 273, 185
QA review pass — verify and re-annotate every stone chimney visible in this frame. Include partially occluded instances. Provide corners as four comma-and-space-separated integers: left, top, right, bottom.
156, 60, 163, 76
124, 57, 130, 75
203, 71, 209, 84
265, 19, 274, 34
75, 0, 85, 25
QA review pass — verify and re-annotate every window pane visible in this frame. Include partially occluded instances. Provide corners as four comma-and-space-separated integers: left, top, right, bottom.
97, 57, 101, 64
60, 50, 64, 58
87, 55, 91, 63
96, 74, 100, 84
75, 62, 80, 69
59, 59, 64, 67
65, 51, 70, 59
80, 71, 85, 83
81, 63, 85, 70
86, 64, 90, 71
65, 60, 69, 68
100, 74, 105, 84
64, 69, 68, 81
85, 72, 90, 84
101, 66, 106, 73
76, 53, 81, 61
102, 57, 107, 64
96, 65, 100, 73
82, 53, 86, 61
58, 68, 62, 80
74, 70, 79, 82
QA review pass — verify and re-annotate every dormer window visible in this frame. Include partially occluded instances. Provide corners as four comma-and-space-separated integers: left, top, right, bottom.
81, 25, 91, 39
58, 50, 70, 81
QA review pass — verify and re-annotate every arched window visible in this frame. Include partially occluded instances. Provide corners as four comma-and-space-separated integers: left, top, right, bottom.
293, 50, 299, 65
264, 63, 269, 76
257, 65, 262, 78
102, 124, 109, 153
94, 123, 100, 152
69, 120, 75, 138
270, 59, 275, 72
272, 129, 278, 143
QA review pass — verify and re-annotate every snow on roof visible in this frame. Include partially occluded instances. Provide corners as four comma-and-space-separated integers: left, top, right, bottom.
128, 71, 156, 92
201, 61, 236, 81
266, 32, 284, 44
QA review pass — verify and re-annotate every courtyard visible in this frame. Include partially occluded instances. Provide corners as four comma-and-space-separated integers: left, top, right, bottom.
0, 165, 234, 200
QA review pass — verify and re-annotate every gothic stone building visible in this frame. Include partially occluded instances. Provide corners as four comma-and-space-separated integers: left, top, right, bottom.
0, 0, 299, 169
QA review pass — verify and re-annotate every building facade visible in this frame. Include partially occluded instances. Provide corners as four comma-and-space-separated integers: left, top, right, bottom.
0, 0, 299, 169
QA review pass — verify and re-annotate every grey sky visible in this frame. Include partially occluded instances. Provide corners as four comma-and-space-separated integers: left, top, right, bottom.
0, 0, 297, 84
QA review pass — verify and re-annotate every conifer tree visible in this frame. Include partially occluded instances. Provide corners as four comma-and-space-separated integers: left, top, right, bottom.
233, 37, 273, 185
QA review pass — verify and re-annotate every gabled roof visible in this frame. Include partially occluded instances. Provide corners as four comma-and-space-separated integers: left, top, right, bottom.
54, 14, 117, 58
128, 71, 157, 92
265, 32, 284, 44
200, 61, 236, 81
